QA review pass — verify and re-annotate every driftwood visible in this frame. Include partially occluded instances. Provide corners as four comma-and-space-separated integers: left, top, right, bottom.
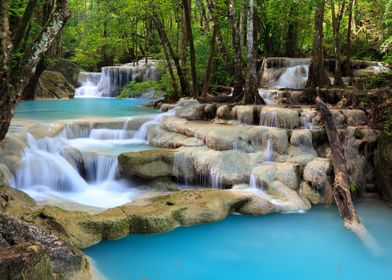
315, 96, 361, 226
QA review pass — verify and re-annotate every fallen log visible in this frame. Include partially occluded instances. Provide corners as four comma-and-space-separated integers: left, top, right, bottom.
316, 94, 382, 254
315, 96, 360, 226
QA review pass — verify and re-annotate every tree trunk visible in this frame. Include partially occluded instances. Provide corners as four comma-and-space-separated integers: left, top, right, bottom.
202, 21, 218, 97
228, 0, 244, 99
12, 0, 39, 52
345, 0, 354, 80
151, 2, 189, 96
22, 58, 46, 100
0, 0, 70, 141
330, 0, 346, 87
316, 96, 360, 226
306, 0, 331, 89
242, 0, 264, 104
182, 0, 199, 98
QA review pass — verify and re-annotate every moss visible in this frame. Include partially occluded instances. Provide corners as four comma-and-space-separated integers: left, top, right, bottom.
172, 207, 187, 223
354, 129, 365, 139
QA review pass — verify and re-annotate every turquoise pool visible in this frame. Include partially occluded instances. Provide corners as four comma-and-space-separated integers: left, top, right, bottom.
14, 98, 157, 121
85, 199, 392, 280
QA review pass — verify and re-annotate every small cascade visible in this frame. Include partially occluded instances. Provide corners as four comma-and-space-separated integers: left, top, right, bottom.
249, 174, 258, 189
258, 89, 277, 105
261, 58, 310, 89
13, 116, 155, 208
15, 134, 88, 192
81, 153, 118, 182
62, 123, 91, 139
210, 169, 224, 189
260, 112, 278, 127
75, 60, 160, 98
303, 114, 312, 129
275, 64, 309, 89
133, 110, 175, 140
264, 135, 273, 162
89, 129, 131, 140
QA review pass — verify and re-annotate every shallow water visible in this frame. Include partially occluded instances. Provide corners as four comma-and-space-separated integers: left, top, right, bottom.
14, 98, 157, 121
84, 199, 392, 280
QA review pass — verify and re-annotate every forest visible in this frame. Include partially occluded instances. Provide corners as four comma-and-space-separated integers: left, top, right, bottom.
4, 0, 392, 100
1, 1, 392, 280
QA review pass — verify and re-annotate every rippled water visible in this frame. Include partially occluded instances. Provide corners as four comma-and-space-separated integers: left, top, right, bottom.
85, 199, 392, 280
15, 98, 157, 121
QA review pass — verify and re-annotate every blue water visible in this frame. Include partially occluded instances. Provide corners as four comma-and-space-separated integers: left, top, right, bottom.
14, 98, 157, 121
85, 199, 392, 280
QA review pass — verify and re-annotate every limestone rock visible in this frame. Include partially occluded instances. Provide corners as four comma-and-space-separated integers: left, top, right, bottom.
303, 158, 332, 188
118, 149, 175, 179
35, 71, 75, 99
0, 214, 90, 280
0, 242, 52, 280
148, 126, 203, 148
259, 107, 300, 129
47, 59, 82, 87
216, 105, 233, 119
252, 163, 300, 190
299, 181, 321, 205
232, 105, 255, 124
0, 184, 36, 217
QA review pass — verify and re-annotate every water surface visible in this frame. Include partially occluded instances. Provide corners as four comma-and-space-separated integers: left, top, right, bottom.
15, 98, 157, 121
85, 199, 392, 280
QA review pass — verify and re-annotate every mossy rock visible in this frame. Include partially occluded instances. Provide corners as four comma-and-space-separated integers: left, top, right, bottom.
35, 71, 75, 99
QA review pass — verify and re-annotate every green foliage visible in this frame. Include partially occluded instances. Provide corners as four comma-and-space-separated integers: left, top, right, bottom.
365, 71, 392, 89
349, 182, 360, 192
354, 129, 365, 139
118, 80, 161, 99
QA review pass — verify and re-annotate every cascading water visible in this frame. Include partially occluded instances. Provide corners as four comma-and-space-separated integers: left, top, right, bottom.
260, 111, 278, 127
133, 109, 175, 140
264, 135, 273, 162
76, 60, 160, 98
274, 64, 309, 89
13, 111, 172, 209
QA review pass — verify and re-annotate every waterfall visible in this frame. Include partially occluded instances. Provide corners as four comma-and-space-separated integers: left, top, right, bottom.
258, 89, 277, 105
210, 169, 224, 189
75, 60, 160, 98
264, 135, 273, 162
89, 129, 131, 140
275, 64, 309, 89
15, 134, 89, 192
303, 114, 312, 129
249, 174, 258, 189
81, 153, 119, 182
133, 109, 175, 140
260, 58, 310, 89
260, 111, 278, 127
13, 119, 144, 208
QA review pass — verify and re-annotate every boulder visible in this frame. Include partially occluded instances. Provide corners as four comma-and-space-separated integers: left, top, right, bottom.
252, 163, 300, 191
175, 99, 204, 120
0, 184, 36, 217
35, 71, 75, 99
299, 181, 321, 205
46, 59, 83, 87
118, 149, 175, 179
232, 105, 255, 124
303, 158, 332, 188
0, 214, 90, 280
